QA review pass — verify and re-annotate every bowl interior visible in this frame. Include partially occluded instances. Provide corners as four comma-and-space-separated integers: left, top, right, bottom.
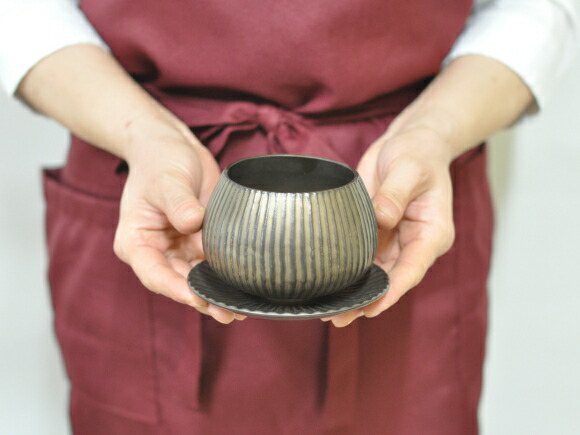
227, 155, 355, 193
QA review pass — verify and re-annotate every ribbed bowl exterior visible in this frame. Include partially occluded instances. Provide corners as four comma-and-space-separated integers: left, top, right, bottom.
202, 164, 378, 301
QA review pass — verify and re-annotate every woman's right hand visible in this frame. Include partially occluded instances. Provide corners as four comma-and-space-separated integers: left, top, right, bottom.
112, 114, 243, 324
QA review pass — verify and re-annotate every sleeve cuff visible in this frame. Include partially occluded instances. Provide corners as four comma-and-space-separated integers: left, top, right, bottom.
444, 2, 579, 111
0, 2, 109, 95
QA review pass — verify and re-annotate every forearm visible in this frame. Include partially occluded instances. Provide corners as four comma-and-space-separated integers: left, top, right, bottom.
388, 54, 535, 160
16, 44, 193, 160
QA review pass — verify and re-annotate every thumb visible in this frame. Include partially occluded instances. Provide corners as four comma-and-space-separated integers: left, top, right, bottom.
373, 160, 422, 231
159, 177, 206, 234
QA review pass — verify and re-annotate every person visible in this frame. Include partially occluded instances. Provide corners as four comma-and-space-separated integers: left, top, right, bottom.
0, 0, 577, 434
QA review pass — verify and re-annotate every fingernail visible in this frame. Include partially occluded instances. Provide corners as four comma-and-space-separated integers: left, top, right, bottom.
182, 207, 205, 225
374, 203, 396, 221
187, 206, 205, 215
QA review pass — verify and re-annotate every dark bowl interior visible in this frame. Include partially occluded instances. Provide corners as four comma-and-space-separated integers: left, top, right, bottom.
227, 155, 355, 193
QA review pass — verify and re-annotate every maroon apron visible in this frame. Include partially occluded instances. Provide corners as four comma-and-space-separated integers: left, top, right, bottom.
43, 1, 492, 433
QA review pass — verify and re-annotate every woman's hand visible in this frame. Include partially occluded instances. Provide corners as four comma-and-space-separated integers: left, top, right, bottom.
113, 118, 243, 324
17, 45, 243, 323
323, 54, 534, 327
324, 126, 456, 327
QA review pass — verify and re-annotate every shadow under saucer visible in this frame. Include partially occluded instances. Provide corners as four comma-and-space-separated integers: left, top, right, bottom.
187, 262, 389, 320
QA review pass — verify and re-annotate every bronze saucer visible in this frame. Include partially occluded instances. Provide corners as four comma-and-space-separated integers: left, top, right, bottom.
187, 262, 389, 320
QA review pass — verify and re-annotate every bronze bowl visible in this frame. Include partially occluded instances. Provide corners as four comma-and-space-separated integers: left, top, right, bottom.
202, 154, 378, 303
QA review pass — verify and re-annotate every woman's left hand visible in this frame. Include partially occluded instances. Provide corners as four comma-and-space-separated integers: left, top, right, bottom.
321, 55, 537, 328
324, 126, 456, 327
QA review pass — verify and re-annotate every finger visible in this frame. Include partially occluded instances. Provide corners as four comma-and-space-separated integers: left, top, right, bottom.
364, 238, 438, 317
356, 143, 381, 196
376, 227, 398, 265
328, 311, 365, 328
128, 244, 209, 309
157, 175, 206, 235
207, 305, 237, 324
373, 160, 424, 231
166, 255, 241, 324
130, 246, 241, 324
166, 255, 197, 278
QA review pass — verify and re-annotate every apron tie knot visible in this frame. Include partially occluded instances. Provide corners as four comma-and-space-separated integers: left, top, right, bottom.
189, 101, 347, 161
143, 82, 424, 166
255, 104, 286, 132
253, 104, 312, 154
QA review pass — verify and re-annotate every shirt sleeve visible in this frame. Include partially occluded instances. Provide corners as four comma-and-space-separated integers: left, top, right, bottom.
0, 0, 109, 95
445, 0, 580, 111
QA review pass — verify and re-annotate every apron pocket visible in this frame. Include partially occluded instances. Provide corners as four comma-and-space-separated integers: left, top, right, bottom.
43, 169, 159, 424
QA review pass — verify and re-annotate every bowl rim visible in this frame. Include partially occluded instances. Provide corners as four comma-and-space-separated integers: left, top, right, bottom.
222, 154, 362, 194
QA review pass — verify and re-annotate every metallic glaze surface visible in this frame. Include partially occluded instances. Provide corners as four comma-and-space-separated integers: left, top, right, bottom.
202, 155, 378, 301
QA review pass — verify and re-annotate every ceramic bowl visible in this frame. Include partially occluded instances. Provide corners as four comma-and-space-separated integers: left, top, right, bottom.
202, 154, 377, 302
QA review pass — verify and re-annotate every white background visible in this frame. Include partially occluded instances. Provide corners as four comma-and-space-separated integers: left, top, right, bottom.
1, 56, 579, 434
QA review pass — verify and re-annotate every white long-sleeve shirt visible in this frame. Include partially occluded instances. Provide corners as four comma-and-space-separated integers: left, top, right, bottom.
0, 0, 578, 109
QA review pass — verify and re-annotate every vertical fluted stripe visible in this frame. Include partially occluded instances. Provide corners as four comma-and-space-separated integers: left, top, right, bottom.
291, 194, 301, 296
273, 194, 285, 298
336, 188, 353, 290
236, 190, 256, 288
283, 194, 294, 295
347, 183, 366, 277
337, 188, 351, 289
253, 191, 269, 292
313, 191, 334, 298
324, 190, 341, 294
210, 178, 236, 276
225, 185, 247, 282
293, 193, 305, 296
360, 179, 376, 266
247, 190, 260, 290
202, 175, 226, 265
310, 192, 323, 292
360, 178, 378, 256
263, 193, 276, 296
343, 186, 361, 281
315, 191, 329, 297
351, 180, 370, 271
303, 193, 315, 295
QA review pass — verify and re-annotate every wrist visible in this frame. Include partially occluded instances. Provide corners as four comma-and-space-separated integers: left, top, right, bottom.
119, 105, 198, 165
17, 44, 198, 162
386, 98, 470, 162
384, 107, 462, 164
386, 55, 534, 162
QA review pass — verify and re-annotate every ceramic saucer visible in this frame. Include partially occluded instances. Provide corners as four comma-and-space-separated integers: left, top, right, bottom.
187, 262, 389, 320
